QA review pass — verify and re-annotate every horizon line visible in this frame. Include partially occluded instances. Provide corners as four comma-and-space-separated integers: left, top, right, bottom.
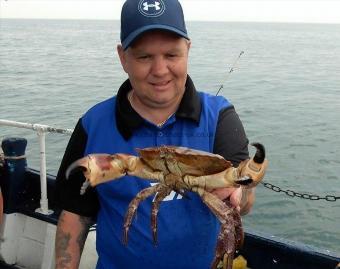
2, 17, 340, 26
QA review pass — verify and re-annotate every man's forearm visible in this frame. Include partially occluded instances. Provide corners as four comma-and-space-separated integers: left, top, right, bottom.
55, 210, 93, 269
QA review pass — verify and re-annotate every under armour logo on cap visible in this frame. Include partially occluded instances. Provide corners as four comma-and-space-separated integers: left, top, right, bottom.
139, 0, 165, 17
143, 2, 160, 11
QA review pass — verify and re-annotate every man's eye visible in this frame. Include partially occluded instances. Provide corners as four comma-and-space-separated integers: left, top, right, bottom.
138, 55, 150, 59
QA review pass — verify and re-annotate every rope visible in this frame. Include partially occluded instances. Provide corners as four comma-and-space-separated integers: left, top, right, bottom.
4, 155, 27, 160
0, 153, 26, 160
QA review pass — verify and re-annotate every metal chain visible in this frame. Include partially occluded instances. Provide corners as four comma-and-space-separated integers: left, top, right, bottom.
261, 181, 340, 202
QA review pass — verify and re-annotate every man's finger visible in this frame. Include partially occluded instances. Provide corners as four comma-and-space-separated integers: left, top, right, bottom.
229, 187, 242, 207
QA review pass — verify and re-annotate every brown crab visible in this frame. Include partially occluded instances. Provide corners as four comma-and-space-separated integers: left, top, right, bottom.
66, 143, 268, 269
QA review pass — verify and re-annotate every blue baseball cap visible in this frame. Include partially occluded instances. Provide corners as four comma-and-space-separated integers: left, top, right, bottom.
120, 0, 189, 50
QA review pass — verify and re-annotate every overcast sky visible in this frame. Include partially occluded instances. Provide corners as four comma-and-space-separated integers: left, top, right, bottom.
1, 0, 340, 24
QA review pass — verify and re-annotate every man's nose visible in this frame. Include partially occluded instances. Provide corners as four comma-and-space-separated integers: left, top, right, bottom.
151, 57, 168, 76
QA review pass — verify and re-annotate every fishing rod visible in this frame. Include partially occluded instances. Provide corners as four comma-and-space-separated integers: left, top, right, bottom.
216, 50, 244, 96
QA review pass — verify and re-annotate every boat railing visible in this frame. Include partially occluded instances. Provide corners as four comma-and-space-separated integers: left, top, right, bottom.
0, 119, 73, 215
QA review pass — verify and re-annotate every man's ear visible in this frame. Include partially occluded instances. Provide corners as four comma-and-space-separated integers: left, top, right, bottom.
117, 44, 128, 73
187, 40, 191, 50
186, 40, 191, 56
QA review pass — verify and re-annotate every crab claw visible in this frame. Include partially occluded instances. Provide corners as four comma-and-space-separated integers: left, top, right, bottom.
251, 142, 266, 164
65, 154, 128, 194
236, 142, 268, 187
65, 159, 88, 179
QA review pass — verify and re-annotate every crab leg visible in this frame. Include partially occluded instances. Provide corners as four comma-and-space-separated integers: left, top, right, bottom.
151, 187, 172, 244
123, 183, 166, 245
197, 189, 233, 222
66, 153, 165, 194
216, 222, 236, 269
197, 190, 243, 269
221, 202, 244, 269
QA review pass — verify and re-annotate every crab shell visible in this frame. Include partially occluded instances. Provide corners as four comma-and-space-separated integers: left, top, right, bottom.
136, 146, 233, 177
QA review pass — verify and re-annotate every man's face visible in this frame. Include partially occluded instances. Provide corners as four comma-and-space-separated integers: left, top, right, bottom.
118, 31, 190, 109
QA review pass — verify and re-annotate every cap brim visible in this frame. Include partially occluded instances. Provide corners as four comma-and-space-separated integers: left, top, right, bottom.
122, 25, 189, 50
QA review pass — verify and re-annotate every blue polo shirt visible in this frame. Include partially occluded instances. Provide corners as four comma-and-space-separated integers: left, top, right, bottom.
56, 76, 249, 269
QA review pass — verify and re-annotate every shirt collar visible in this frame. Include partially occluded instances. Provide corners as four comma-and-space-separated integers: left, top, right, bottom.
116, 75, 201, 140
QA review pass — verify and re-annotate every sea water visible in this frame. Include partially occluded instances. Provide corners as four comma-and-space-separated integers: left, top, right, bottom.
0, 19, 339, 255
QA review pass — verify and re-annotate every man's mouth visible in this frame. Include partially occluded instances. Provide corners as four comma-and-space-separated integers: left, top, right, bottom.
150, 80, 171, 90
150, 80, 171, 87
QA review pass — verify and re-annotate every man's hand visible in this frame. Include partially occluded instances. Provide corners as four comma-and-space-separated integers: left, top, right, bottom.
210, 187, 255, 215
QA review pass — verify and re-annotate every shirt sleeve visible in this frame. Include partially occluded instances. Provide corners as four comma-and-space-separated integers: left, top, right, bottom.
55, 119, 99, 218
213, 106, 249, 166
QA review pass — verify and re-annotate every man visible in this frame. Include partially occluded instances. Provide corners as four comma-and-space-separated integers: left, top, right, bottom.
55, 0, 255, 268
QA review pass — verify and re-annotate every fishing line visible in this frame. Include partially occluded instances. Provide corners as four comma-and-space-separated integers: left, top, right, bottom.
216, 51, 244, 96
